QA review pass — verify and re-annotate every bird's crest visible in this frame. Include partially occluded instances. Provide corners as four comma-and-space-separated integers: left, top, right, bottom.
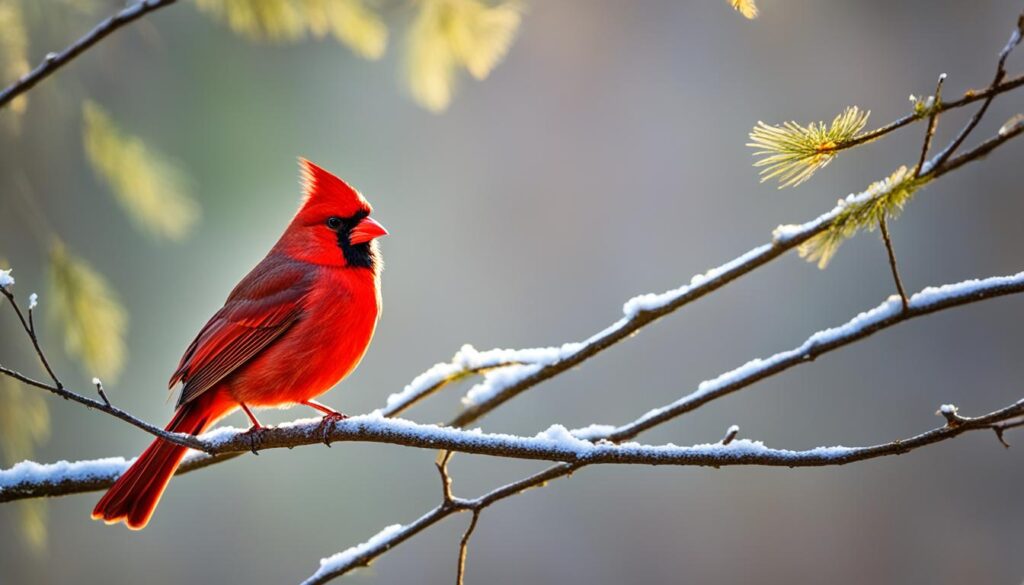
297, 158, 371, 219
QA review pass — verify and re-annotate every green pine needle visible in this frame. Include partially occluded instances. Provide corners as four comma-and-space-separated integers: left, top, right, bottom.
748, 106, 870, 189
800, 165, 928, 268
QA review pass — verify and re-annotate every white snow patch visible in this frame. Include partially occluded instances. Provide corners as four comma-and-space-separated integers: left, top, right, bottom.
0, 457, 131, 493
622, 244, 774, 318
305, 524, 405, 583
28, 292, 37, 310
569, 423, 617, 441
0, 268, 13, 289
382, 343, 586, 413
462, 364, 542, 406
630, 271, 1024, 432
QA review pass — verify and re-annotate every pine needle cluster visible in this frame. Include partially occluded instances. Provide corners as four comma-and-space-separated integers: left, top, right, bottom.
799, 166, 928, 268
748, 106, 870, 188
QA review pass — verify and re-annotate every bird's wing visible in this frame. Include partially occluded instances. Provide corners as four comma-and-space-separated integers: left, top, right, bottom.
169, 255, 312, 407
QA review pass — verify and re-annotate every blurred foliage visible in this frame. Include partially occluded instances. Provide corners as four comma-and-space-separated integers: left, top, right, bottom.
407, 0, 523, 113
749, 106, 871, 189
304, 0, 388, 59
0, 374, 50, 552
195, 0, 388, 58
47, 240, 128, 381
0, 0, 29, 117
799, 166, 927, 268
193, 0, 522, 113
82, 101, 199, 242
729, 0, 758, 19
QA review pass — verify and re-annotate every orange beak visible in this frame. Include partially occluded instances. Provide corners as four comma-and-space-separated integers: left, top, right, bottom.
349, 216, 389, 245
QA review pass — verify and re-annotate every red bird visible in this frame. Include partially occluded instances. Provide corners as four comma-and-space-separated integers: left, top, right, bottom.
93, 159, 387, 529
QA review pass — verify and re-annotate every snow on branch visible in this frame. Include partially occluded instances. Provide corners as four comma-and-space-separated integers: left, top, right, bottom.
607, 271, 1024, 442
6, 270, 1024, 503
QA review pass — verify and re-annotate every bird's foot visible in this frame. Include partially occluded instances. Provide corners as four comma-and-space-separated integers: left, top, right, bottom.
316, 412, 348, 447
243, 424, 268, 455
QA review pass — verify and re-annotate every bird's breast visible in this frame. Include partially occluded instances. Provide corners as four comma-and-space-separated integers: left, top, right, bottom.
229, 267, 381, 407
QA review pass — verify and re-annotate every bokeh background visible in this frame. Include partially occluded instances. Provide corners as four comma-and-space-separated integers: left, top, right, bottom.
2, 1, 1024, 583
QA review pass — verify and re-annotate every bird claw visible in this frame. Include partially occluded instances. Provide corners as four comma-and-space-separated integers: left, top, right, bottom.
316, 412, 348, 447
243, 425, 267, 455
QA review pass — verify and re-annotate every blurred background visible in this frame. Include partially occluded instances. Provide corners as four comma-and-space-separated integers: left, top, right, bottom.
2, 1, 1024, 583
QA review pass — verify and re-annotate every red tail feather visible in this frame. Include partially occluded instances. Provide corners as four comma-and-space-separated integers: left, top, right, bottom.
92, 393, 229, 530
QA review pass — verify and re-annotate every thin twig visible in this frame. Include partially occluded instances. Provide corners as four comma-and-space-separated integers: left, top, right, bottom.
928, 116, 1024, 179
436, 450, 455, 505
878, 217, 909, 311
456, 511, 480, 585
990, 417, 1024, 448
721, 424, 740, 446
0, 0, 179, 109
0, 289, 206, 451
93, 378, 110, 407
928, 12, 1024, 171
2, 288, 62, 389
915, 73, 947, 177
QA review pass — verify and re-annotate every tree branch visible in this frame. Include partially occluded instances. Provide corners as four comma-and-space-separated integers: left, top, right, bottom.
0, 0, 179, 110
915, 73, 947, 176
448, 117, 1024, 428
6, 271, 1023, 504
301, 394, 1024, 584
878, 216, 909, 310
928, 12, 1024, 170
0, 287, 206, 451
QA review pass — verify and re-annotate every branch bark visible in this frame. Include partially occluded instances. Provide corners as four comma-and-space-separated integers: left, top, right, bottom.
0, 0, 179, 110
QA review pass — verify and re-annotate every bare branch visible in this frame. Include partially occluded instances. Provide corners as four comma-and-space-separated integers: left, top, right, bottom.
721, 424, 740, 446
991, 417, 1024, 448
928, 11, 1024, 170
456, 511, 480, 585
0, 0, 179, 110
915, 73, 947, 176
0, 288, 206, 452
2, 287, 62, 388
878, 216, 909, 311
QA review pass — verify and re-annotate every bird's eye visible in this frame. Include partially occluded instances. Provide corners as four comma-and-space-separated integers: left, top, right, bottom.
326, 217, 343, 230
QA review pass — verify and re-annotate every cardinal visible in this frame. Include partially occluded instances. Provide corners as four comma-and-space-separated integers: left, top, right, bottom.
92, 159, 387, 529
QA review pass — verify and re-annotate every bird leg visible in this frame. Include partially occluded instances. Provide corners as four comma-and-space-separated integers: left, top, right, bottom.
302, 400, 348, 446
239, 402, 267, 455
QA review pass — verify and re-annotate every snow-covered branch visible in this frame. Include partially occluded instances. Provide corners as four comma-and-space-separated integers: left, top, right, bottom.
446, 110, 1024, 428
5, 271, 1023, 505
299, 271, 1024, 583
303, 395, 1024, 584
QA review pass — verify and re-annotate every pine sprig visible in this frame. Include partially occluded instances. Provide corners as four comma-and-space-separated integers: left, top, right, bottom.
748, 106, 870, 188
799, 166, 928, 268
